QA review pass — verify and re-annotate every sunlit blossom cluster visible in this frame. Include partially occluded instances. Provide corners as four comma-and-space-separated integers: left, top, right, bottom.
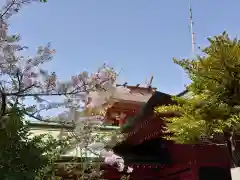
89, 142, 133, 173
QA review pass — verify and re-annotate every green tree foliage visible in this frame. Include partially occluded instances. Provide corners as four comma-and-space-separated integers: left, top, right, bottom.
156, 32, 240, 144
0, 107, 68, 180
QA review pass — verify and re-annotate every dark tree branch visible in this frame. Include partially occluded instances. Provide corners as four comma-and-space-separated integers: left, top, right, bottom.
0, 0, 16, 19
0, 92, 6, 118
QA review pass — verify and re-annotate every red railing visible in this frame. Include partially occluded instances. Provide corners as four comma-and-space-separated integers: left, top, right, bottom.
103, 143, 231, 179
168, 143, 231, 168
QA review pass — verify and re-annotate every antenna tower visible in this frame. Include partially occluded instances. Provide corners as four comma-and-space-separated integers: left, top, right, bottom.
189, 0, 195, 56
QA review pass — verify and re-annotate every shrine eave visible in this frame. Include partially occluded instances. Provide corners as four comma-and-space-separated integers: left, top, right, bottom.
112, 92, 153, 103
116, 84, 157, 91
121, 91, 174, 132
176, 89, 188, 97
112, 98, 148, 104
26, 122, 74, 130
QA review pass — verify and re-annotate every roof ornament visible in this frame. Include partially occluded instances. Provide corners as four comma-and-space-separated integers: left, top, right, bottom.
146, 75, 154, 91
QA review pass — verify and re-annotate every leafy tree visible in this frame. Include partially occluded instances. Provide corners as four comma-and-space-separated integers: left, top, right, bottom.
0, 0, 120, 179
0, 107, 68, 180
156, 32, 240, 166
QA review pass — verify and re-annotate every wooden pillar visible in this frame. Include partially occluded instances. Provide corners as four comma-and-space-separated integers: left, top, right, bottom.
192, 145, 199, 180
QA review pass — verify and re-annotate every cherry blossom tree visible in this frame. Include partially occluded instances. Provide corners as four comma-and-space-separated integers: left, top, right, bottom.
0, 1, 133, 178
48, 85, 133, 178
0, 0, 117, 126
55, 114, 133, 179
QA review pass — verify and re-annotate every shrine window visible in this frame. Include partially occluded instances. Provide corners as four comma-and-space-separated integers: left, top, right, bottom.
106, 112, 134, 127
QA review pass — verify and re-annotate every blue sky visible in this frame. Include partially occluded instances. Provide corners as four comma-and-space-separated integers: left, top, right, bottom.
7, 0, 240, 95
